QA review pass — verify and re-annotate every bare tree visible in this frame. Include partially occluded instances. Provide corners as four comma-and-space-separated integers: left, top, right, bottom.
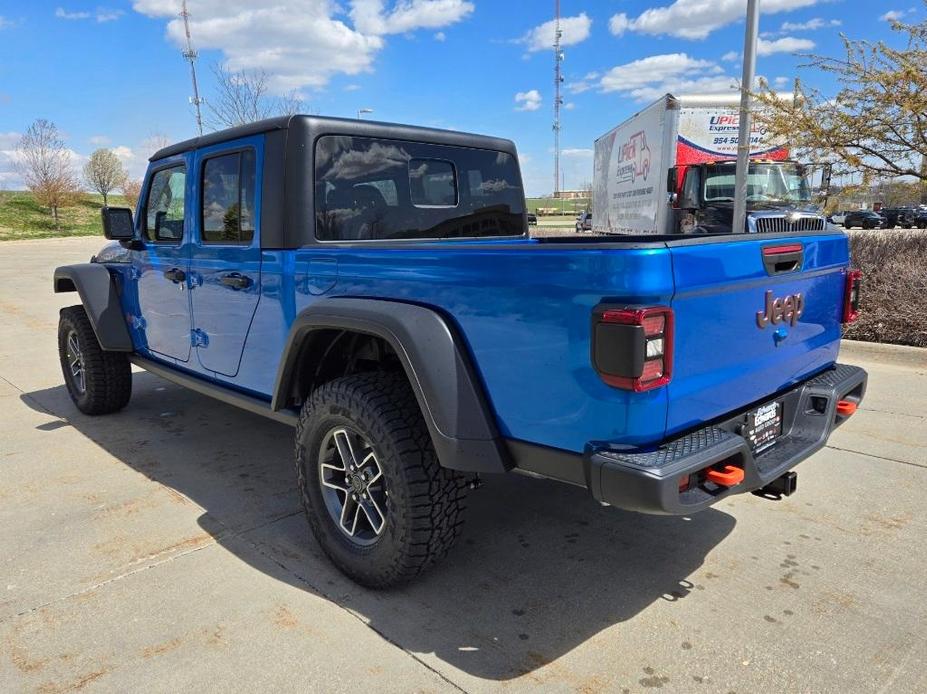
121, 178, 142, 211
84, 148, 127, 206
16, 119, 80, 228
206, 64, 305, 129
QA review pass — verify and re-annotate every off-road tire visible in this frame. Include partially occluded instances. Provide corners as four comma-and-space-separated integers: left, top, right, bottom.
58, 305, 132, 415
295, 372, 467, 588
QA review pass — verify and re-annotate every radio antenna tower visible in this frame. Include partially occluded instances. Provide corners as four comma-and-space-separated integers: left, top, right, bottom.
180, 0, 204, 136
553, 0, 564, 197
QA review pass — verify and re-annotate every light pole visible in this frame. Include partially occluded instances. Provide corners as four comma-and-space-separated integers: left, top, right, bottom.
732, 0, 761, 235
357, 108, 373, 119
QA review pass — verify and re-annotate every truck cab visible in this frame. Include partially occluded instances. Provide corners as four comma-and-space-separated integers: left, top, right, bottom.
672, 159, 826, 234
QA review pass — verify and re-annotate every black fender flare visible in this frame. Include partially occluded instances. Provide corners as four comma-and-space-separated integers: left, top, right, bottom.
271, 297, 511, 474
54, 264, 133, 352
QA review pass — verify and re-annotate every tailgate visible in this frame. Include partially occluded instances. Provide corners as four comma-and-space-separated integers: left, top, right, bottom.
666, 233, 848, 436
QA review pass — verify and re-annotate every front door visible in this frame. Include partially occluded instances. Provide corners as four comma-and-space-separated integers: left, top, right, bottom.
135, 159, 192, 362
189, 141, 262, 378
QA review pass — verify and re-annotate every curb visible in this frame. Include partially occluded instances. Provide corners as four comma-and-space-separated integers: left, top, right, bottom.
840, 339, 926, 369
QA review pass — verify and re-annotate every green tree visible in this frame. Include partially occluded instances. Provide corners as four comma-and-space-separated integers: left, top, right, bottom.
756, 9, 927, 200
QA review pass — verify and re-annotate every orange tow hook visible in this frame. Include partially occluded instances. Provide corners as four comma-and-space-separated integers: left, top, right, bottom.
705, 465, 745, 487
836, 400, 857, 417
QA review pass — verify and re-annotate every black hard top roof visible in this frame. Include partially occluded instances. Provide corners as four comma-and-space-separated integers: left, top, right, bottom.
150, 115, 517, 162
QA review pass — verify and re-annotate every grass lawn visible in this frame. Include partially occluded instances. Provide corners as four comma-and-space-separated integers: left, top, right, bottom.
0, 191, 130, 241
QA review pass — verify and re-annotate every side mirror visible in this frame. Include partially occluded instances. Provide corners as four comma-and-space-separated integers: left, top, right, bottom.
667, 168, 677, 194
680, 170, 700, 210
101, 207, 134, 240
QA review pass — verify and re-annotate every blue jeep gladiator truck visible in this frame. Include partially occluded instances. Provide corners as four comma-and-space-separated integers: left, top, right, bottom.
54, 116, 867, 587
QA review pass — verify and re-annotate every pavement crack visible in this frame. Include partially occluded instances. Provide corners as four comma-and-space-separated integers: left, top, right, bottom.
826, 444, 927, 470
5, 540, 218, 623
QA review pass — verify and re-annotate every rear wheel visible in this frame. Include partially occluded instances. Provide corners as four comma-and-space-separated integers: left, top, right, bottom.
295, 372, 467, 587
57, 306, 132, 415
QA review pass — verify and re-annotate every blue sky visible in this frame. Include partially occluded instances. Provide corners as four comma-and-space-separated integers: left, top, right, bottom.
0, 1, 918, 195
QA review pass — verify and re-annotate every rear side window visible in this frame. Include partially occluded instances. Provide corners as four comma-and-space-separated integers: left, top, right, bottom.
145, 165, 186, 242
201, 150, 256, 244
315, 136, 525, 241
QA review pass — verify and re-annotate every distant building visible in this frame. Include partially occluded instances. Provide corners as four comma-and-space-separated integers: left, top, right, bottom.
552, 189, 589, 200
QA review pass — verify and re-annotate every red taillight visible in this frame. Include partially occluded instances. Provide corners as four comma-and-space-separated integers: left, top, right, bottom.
594, 306, 674, 392
843, 269, 862, 323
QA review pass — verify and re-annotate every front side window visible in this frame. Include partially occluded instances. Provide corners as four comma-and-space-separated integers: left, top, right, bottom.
201, 150, 256, 244
315, 136, 525, 241
145, 166, 186, 242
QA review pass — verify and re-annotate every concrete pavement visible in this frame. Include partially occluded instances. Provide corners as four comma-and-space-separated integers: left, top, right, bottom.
1, 237, 925, 693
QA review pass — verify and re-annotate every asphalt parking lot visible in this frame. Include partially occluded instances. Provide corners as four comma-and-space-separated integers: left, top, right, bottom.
1, 237, 925, 693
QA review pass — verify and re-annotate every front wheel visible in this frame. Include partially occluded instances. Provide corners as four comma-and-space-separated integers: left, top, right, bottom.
295, 372, 467, 588
57, 306, 132, 415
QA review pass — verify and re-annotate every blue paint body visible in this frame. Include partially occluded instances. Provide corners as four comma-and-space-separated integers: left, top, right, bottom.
100, 133, 850, 455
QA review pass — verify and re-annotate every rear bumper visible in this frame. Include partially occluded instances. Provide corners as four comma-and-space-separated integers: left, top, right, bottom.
585, 363, 866, 514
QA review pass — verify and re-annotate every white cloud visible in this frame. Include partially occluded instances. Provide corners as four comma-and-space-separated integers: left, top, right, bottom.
518, 13, 591, 53
722, 50, 740, 62
96, 8, 125, 22
757, 36, 815, 55
344, 83, 362, 91
350, 0, 472, 35
55, 7, 91, 20
613, 0, 822, 40
134, 1, 473, 93
434, 31, 445, 41
779, 17, 840, 31
774, 76, 790, 87
562, 148, 593, 157
89, 135, 111, 146
514, 89, 542, 112
566, 71, 600, 94
56, 6, 124, 22
111, 146, 134, 160
609, 13, 629, 36
564, 102, 576, 110
0, 16, 16, 29
599, 53, 738, 102
880, 9, 913, 22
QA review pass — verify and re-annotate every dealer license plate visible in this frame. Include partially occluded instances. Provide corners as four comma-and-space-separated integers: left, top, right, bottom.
745, 401, 783, 453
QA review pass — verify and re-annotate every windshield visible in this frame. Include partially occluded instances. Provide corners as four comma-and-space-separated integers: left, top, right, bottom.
703, 163, 812, 204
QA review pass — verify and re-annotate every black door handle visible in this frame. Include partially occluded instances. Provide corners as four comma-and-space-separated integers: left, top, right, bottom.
164, 268, 186, 283
219, 273, 253, 290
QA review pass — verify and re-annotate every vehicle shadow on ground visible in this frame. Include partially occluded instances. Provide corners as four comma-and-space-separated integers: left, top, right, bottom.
22, 372, 736, 682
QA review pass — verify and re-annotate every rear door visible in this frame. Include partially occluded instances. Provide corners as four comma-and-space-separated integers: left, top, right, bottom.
188, 137, 262, 378
666, 233, 848, 435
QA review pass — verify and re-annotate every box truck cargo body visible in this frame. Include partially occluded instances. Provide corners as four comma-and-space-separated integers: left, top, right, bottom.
593, 94, 825, 235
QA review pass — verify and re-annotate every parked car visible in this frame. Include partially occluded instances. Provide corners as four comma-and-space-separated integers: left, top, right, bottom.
575, 211, 592, 232
879, 208, 916, 229
843, 210, 885, 229
827, 210, 848, 226
54, 115, 867, 587
526, 212, 537, 226
909, 210, 927, 228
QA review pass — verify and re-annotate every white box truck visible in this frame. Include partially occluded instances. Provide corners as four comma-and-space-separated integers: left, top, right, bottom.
592, 93, 827, 235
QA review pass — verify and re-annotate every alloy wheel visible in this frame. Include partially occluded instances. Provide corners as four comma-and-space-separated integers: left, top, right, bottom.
65, 330, 85, 394
318, 427, 388, 546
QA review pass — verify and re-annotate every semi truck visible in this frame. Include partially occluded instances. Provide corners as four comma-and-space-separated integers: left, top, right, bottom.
592, 93, 827, 235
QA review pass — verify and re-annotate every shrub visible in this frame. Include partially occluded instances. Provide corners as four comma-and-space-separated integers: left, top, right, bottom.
845, 230, 927, 347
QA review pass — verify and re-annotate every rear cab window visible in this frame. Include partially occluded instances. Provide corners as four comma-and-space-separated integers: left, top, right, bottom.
314, 136, 526, 241
201, 149, 256, 244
